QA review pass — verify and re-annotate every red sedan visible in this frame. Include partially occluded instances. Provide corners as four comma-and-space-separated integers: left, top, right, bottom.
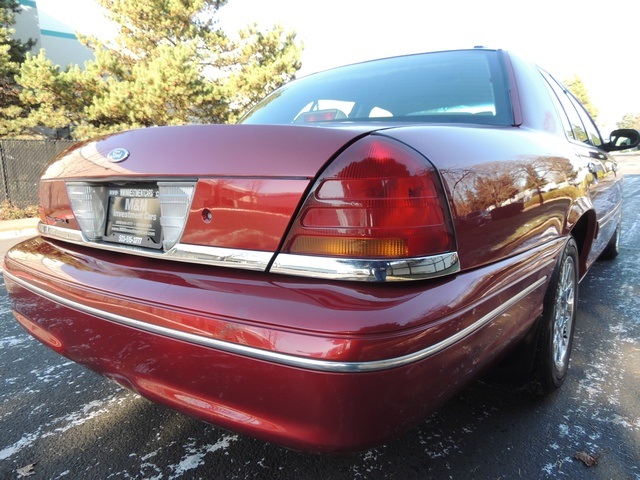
4, 48, 639, 452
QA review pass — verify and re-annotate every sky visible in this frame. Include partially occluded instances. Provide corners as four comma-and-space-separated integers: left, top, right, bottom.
36, 0, 640, 131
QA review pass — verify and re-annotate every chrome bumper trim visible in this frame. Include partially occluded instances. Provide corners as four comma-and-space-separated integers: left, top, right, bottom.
271, 252, 460, 281
39, 223, 460, 281
4, 269, 547, 373
38, 223, 273, 271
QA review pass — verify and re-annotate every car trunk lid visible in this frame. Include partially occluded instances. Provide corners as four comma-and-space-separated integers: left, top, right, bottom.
42, 124, 373, 180
39, 124, 376, 265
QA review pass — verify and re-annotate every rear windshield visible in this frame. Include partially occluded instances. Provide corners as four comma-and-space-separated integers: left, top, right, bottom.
241, 50, 513, 126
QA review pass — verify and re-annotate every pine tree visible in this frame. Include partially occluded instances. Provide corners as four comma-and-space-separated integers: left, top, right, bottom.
565, 75, 598, 121
617, 113, 640, 130
1, 0, 35, 136
14, 0, 302, 139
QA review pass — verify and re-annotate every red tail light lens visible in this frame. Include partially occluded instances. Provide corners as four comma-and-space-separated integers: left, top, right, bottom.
282, 136, 455, 258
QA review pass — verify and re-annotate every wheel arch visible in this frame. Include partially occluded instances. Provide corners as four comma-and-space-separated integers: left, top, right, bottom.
488, 235, 580, 386
567, 209, 597, 280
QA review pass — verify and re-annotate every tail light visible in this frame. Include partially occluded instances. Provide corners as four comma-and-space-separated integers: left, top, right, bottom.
271, 135, 458, 281
281, 135, 455, 259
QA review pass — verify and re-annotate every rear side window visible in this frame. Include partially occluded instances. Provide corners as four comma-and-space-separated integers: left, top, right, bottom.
569, 95, 602, 147
241, 50, 513, 126
540, 70, 602, 147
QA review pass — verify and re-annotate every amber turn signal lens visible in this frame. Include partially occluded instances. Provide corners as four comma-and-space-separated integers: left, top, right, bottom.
289, 236, 408, 257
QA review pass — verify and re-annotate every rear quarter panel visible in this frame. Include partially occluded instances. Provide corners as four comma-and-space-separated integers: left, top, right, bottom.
378, 126, 599, 270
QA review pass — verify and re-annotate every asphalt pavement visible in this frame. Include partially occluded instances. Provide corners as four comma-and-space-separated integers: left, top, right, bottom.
0, 159, 639, 479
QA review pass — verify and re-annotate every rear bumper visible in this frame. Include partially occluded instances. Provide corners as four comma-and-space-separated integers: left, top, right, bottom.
3, 236, 562, 452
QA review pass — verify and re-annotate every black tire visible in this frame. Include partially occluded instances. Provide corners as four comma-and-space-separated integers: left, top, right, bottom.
599, 222, 620, 260
532, 237, 579, 395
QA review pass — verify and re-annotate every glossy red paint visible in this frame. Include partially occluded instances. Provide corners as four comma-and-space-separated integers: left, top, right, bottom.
378, 127, 583, 269
5, 236, 559, 359
4, 235, 562, 452
40, 180, 80, 229
4, 49, 630, 453
10, 294, 490, 452
40, 125, 371, 180
38, 125, 371, 252
181, 178, 309, 251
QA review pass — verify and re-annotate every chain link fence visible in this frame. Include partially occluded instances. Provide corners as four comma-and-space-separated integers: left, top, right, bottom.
0, 139, 77, 208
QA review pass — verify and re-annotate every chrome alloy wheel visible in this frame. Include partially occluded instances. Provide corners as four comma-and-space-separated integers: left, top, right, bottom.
552, 254, 576, 374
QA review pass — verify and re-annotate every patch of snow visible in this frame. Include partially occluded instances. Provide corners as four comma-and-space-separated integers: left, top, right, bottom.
168, 435, 238, 479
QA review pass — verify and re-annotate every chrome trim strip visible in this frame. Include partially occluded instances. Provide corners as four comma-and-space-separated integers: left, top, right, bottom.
4, 269, 547, 373
38, 223, 272, 271
270, 252, 460, 281
38, 223, 459, 281
164, 243, 273, 270
39, 223, 85, 243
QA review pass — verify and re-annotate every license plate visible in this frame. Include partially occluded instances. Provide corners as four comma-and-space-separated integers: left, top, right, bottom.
104, 186, 163, 249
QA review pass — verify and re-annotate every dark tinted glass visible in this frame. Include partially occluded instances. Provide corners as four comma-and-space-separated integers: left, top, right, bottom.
241, 50, 513, 126
539, 69, 602, 146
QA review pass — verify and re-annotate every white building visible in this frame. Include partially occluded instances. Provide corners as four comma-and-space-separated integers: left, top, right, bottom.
13, 0, 101, 68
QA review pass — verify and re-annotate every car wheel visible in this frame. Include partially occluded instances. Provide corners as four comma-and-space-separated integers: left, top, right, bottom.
532, 237, 579, 395
599, 222, 620, 260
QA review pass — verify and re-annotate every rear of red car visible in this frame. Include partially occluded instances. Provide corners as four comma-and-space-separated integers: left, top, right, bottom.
3, 122, 561, 452
3, 49, 577, 451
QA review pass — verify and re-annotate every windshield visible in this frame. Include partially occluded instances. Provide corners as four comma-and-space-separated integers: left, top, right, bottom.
241, 50, 513, 126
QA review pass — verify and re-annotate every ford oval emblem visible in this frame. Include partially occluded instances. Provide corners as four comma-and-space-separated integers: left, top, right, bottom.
107, 148, 130, 163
